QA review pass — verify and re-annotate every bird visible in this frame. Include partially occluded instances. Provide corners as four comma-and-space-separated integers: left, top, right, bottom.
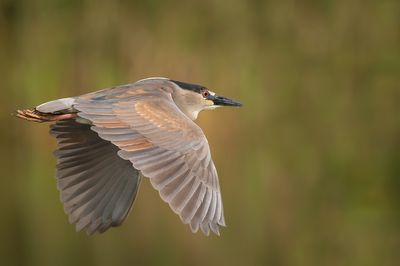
16, 77, 242, 236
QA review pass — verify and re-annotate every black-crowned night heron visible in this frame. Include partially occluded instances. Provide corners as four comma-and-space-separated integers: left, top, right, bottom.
16, 77, 242, 236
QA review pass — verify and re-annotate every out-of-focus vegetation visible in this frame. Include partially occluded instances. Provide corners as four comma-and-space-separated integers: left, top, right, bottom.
1, 0, 399, 265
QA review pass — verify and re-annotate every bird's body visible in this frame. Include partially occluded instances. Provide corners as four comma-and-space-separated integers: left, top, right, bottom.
17, 77, 241, 236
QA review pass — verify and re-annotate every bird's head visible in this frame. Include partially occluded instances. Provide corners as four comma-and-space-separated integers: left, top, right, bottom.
169, 80, 242, 120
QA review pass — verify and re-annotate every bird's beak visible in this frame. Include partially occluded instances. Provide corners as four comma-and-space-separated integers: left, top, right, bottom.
209, 94, 242, 107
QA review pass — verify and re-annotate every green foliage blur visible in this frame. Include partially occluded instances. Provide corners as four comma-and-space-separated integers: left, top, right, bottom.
1, 0, 399, 265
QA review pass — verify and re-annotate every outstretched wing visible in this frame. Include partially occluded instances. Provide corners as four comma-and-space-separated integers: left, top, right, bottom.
74, 81, 225, 235
50, 120, 142, 235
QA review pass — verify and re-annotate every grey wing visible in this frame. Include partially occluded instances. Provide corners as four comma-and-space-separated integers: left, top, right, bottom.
50, 120, 141, 235
74, 82, 225, 235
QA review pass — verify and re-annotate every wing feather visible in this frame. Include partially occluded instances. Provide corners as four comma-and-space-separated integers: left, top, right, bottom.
50, 120, 142, 235
73, 81, 225, 235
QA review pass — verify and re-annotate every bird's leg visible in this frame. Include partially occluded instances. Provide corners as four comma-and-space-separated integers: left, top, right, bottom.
15, 109, 77, 123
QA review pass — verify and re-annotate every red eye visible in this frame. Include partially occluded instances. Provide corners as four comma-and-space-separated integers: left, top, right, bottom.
202, 90, 209, 97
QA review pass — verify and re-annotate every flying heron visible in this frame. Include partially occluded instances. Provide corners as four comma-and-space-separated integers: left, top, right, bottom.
16, 77, 242, 236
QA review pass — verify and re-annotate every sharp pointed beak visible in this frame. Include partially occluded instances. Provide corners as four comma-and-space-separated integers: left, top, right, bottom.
209, 94, 242, 107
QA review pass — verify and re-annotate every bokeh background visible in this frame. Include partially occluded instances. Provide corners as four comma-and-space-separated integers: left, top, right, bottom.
1, 0, 400, 265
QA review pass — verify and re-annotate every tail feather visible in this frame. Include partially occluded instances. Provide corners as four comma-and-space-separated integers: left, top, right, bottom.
36, 97, 75, 113
16, 108, 77, 123
16, 97, 77, 123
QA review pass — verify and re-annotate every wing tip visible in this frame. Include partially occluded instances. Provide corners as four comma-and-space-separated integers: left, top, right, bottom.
188, 221, 224, 236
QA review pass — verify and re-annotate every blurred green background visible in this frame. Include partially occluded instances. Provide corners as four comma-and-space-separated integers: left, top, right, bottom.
1, 0, 400, 265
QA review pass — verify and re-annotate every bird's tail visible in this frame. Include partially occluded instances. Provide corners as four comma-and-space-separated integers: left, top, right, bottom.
16, 97, 77, 123
15, 108, 77, 123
